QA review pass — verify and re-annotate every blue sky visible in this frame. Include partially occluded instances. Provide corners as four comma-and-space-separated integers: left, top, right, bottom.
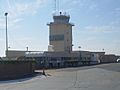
0, 0, 120, 56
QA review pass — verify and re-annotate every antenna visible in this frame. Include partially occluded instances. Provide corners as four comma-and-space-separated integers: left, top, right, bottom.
54, 0, 59, 12
54, 0, 56, 12
57, 0, 59, 12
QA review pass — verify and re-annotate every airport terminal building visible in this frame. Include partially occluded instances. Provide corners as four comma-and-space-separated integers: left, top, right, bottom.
5, 12, 106, 68
7, 50, 104, 68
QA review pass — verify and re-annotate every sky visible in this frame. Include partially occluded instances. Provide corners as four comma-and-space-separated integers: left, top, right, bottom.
0, 0, 120, 57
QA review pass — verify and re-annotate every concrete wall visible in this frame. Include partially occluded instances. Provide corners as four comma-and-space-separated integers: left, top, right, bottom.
0, 60, 35, 80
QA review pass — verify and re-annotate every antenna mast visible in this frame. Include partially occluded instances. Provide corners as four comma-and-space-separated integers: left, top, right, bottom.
54, 0, 59, 13
54, 0, 56, 12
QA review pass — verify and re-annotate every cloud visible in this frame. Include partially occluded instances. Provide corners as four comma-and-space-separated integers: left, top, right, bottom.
0, 0, 45, 31
111, 7, 120, 17
115, 7, 120, 12
89, 4, 97, 10
8, 37, 34, 50
7, 0, 45, 18
0, 17, 23, 31
109, 20, 120, 26
84, 25, 120, 33
0, 38, 4, 42
8, 37, 47, 51
0, 18, 5, 30
60, 0, 98, 14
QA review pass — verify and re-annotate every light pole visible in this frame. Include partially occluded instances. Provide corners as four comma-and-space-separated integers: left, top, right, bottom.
43, 52, 46, 75
102, 48, 104, 52
78, 46, 81, 61
5, 12, 8, 57
26, 46, 28, 51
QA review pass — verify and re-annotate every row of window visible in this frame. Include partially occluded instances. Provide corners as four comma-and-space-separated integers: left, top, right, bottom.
50, 34, 64, 41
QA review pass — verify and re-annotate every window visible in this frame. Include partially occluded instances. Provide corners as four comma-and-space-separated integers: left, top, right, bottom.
50, 34, 64, 41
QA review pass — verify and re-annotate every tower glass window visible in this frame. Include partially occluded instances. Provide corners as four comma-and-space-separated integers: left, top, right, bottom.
50, 35, 64, 41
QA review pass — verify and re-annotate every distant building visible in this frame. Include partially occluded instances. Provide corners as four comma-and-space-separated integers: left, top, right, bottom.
6, 50, 104, 68
99, 54, 118, 63
25, 51, 92, 68
90, 52, 105, 64
7, 50, 26, 58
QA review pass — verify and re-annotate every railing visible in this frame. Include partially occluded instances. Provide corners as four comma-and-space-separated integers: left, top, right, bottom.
53, 12, 70, 17
25, 51, 45, 57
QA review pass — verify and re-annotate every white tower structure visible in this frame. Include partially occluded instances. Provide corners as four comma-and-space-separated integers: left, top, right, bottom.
47, 12, 74, 52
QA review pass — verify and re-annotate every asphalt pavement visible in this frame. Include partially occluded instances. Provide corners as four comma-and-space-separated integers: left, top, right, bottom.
0, 63, 120, 90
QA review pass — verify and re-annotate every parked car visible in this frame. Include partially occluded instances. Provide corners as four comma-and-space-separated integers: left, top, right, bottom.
117, 57, 120, 63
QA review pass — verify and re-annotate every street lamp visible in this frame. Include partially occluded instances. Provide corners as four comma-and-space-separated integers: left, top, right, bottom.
42, 52, 47, 75
78, 46, 81, 50
5, 12, 8, 57
102, 48, 104, 52
78, 46, 81, 61
26, 46, 28, 51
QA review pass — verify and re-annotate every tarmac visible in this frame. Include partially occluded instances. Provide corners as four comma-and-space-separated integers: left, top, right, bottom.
0, 63, 120, 90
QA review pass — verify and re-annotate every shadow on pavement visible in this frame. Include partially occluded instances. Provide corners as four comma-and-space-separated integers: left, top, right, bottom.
0, 72, 43, 83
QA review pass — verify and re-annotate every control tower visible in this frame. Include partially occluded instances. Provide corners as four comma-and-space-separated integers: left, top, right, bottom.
47, 12, 74, 52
